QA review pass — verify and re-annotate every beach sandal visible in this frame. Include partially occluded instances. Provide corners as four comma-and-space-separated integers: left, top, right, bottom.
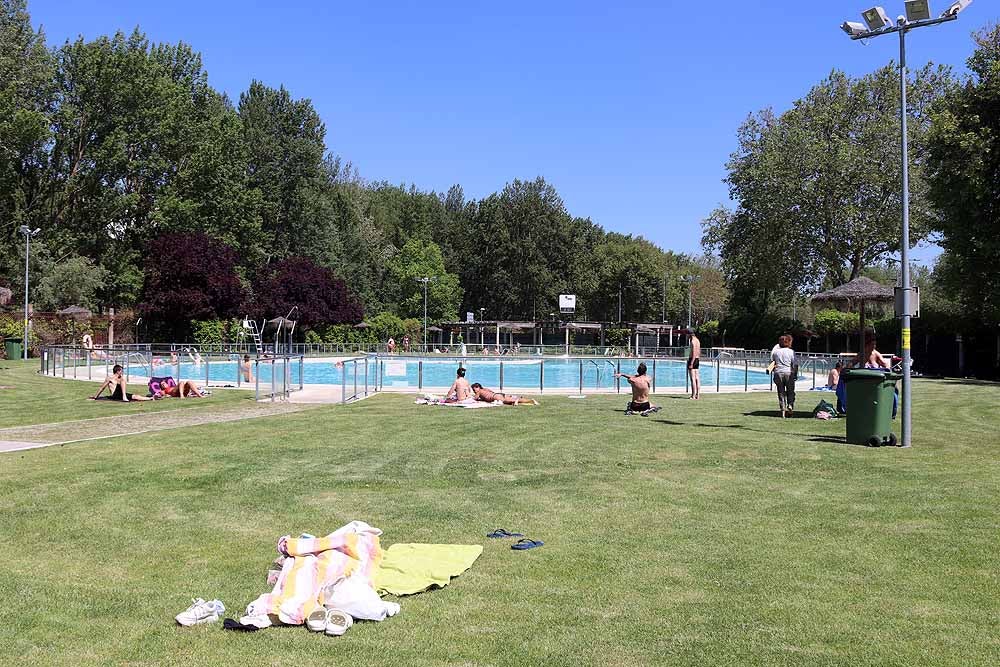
640, 406, 662, 417
511, 538, 544, 550
487, 529, 524, 539
324, 608, 353, 636
306, 608, 329, 632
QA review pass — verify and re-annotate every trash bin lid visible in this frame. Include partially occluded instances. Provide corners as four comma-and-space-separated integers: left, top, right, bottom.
843, 369, 902, 381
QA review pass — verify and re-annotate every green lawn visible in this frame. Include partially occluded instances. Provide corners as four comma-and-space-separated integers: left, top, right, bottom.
0, 360, 252, 429
1, 362, 998, 666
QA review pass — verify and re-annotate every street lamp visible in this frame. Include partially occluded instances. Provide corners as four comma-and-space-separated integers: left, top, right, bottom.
839, 0, 973, 448
415, 276, 437, 348
18, 225, 40, 361
681, 275, 700, 329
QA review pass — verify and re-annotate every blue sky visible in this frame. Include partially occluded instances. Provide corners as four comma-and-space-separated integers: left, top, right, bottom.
28, 1, 997, 264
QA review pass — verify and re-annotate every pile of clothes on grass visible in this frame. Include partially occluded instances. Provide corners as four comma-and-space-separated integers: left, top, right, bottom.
176, 520, 482, 638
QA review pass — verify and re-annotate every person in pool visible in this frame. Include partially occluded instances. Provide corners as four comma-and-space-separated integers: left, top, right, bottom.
91, 365, 153, 402
615, 362, 661, 415
445, 367, 473, 402
470, 383, 538, 405
240, 354, 253, 383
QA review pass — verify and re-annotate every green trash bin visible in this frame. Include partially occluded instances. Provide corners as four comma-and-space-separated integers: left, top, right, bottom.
843, 369, 901, 447
4, 340, 23, 360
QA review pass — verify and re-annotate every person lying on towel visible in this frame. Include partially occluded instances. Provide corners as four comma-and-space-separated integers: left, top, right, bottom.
470, 383, 538, 405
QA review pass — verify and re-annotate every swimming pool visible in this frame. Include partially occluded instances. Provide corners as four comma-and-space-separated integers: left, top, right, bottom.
153, 356, 772, 392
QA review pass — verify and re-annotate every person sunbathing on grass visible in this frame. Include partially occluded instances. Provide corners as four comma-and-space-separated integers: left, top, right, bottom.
615, 362, 661, 416
90, 364, 152, 402
445, 367, 473, 402
470, 383, 538, 405
161, 378, 205, 398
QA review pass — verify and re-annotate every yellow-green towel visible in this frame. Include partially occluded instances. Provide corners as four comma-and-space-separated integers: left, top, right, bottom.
374, 543, 483, 596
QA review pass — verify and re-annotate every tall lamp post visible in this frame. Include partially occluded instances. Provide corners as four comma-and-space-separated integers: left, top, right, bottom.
18, 225, 41, 360
415, 276, 437, 349
840, 0, 974, 448
681, 275, 700, 329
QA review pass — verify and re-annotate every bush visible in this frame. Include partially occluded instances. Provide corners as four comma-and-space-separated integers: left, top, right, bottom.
191, 319, 242, 347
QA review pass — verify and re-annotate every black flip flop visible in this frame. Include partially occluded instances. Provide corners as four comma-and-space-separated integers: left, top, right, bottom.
487, 529, 524, 539
510, 538, 544, 550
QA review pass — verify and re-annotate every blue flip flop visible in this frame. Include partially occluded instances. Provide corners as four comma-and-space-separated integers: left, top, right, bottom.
487, 529, 524, 539
510, 538, 544, 550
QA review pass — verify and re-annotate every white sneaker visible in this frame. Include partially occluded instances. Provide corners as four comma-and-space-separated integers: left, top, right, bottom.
175, 598, 225, 626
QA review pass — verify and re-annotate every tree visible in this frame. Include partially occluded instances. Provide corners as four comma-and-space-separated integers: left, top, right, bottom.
704, 65, 954, 312
387, 239, 462, 322
457, 178, 601, 319
238, 81, 326, 263
34, 255, 109, 311
0, 0, 54, 282
139, 233, 245, 336
253, 256, 362, 328
926, 24, 1000, 325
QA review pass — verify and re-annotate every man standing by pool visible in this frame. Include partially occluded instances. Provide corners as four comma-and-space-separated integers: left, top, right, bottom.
615, 362, 660, 416
687, 331, 701, 400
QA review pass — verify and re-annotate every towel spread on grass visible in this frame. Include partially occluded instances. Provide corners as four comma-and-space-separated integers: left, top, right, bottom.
414, 398, 501, 408
374, 543, 483, 596
243, 520, 395, 626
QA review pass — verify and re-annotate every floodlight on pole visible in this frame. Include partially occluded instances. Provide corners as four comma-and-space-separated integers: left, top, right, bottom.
842, 21, 868, 35
839, 1, 972, 448
18, 225, 41, 361
942, 0, 972, 17
904, 0, 931, 21
681, 275, 699, 329
415, 276, 437, 348
862, 6, 892, 30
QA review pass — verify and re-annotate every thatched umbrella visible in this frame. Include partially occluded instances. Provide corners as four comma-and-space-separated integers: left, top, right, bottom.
353, 321, 371, 329
57, 305, 93, 319
811, 277, 894, 351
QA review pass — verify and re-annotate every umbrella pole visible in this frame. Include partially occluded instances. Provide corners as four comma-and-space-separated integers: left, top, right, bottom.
859, 302, 866, 359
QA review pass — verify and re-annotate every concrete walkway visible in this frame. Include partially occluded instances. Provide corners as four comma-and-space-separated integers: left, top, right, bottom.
0, 401, 308, 454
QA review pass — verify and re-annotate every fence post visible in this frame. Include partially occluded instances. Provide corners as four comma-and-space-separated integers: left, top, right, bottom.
812, 360, 817, 389
652, 359, 656, 393
300, 356, 304, 391
205, 355, 210, 389
539, 360, 544, 394
353, 360, 358, 398
745, 359, 749, 392
255, 360, 259, 401
364, 357, 369, 396
418, 360, 423, 391
716, 357, 721, 393
499, 361, 504, 391
616, 359, 621, 394
341, 362, 347, 404
271, 361, 276, 402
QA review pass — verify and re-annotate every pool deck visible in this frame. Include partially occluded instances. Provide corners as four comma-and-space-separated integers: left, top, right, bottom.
40, 357, 820, 404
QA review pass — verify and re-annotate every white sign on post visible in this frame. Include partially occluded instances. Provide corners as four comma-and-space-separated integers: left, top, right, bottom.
559, 294, 576, 314
466, 311, 474, 323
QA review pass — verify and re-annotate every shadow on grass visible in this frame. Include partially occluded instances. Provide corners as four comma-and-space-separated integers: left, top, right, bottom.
743, 410, 816, 419
927, 377, 1000, 387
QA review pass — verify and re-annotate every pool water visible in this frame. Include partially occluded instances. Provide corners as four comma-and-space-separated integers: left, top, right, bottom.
154, 357, 771, 391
